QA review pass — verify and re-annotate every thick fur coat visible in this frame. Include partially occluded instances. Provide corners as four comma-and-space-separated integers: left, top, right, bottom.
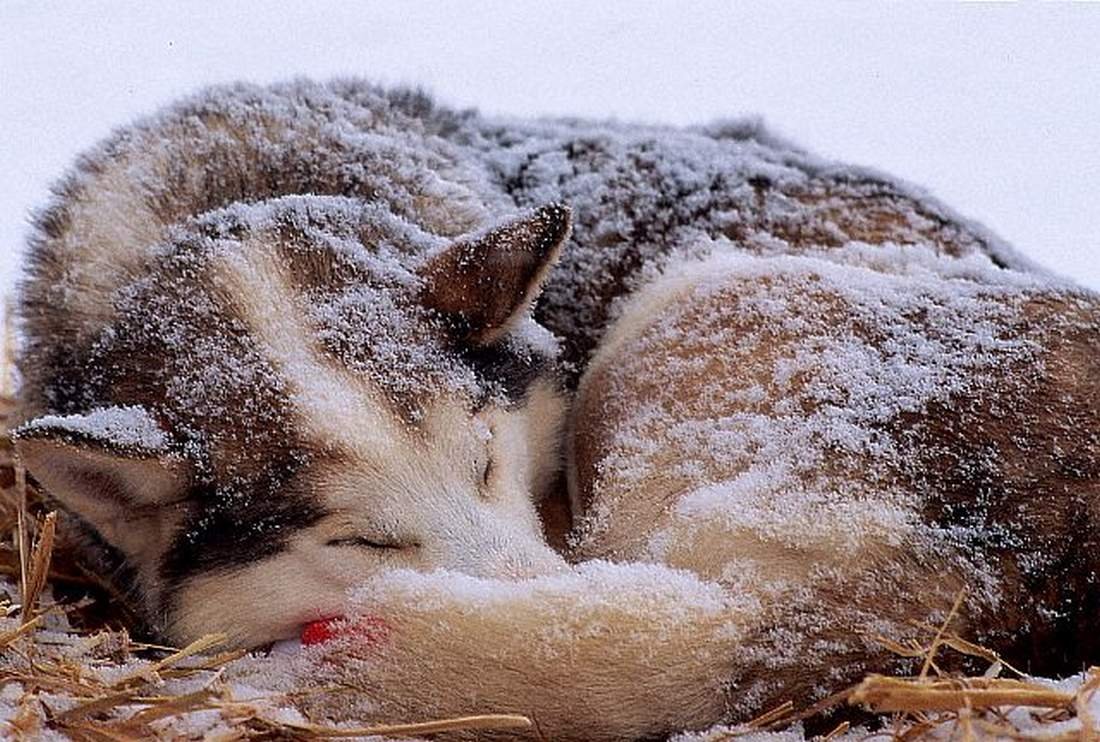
12, 80, 1099, 740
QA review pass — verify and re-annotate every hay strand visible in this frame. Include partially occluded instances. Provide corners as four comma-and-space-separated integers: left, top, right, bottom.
110, 633, 227, 688
0, 298, 14, 400
850, 675, 1076, 714
14, 465, 29, 609
0, 616, 42, 650
276, 712, 534, 737
1076, 667, 1100, 742
20, 510, 56, 621
918, 588, 966, 681
821, 720, 849, 741
747, 700, 794, 729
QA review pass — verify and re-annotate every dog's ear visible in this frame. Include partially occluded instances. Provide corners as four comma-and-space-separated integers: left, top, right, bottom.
419, 203, 571, 345
12, 407, 188, 559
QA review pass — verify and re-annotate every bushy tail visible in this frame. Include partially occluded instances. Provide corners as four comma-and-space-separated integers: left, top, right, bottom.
237, 562, 748, 741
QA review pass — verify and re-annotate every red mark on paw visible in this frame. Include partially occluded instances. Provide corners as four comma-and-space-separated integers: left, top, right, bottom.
301, 615, 390, 647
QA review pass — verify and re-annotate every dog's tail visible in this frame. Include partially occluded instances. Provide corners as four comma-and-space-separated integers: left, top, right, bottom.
258, 561, 746, 741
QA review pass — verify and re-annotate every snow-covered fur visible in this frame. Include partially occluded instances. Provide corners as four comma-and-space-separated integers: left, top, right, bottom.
10, 79, 1098, 739
13, 82, 575, 646
570, 248, 1100, 712
252, 248, 1099, 742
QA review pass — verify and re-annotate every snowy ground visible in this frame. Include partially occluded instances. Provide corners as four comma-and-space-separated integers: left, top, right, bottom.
2, 1, 1099, 294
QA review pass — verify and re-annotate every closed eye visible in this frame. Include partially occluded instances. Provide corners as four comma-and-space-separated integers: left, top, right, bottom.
325, 536, 411, 550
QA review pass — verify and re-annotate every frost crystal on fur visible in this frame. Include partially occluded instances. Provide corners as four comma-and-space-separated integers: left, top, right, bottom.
10, 79, 1100, 741
17, 405, 168, 452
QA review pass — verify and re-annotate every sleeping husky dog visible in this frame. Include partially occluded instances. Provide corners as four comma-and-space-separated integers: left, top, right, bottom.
11, 80, 1098, 734
279, 247, 1099, 740
15, 192, 573, 647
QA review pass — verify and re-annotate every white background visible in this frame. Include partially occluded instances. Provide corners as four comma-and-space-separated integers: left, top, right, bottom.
2, 1, 1098, 292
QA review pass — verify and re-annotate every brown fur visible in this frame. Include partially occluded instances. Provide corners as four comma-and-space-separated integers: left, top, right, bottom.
568, 249, 1100, 717
11, 80, 1093, 738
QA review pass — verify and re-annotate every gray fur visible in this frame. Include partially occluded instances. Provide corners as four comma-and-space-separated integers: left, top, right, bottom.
13, 79, 1052, 645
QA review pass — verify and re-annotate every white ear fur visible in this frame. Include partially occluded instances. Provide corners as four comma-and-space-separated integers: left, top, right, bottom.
12, 407, 187, 558
419, 203, 571, 345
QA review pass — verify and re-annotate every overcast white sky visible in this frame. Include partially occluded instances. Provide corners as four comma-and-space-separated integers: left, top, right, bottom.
2, 1, 1098, 293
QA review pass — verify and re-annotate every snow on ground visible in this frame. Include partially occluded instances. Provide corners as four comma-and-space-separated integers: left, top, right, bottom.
2, 2, 1099, 294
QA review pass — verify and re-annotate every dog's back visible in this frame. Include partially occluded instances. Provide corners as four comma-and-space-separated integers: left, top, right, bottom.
20, 78, 1039, 414
569, 246, 1100, 714
469, 116, 1041, 373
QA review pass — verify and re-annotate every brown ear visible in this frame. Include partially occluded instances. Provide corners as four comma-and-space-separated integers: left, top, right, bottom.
419, 203, 571, 345
12, 408, 188, 559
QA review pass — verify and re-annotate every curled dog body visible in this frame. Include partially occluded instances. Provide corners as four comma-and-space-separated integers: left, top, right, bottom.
11, 80, 1097, 738
569, 248, 1100, 712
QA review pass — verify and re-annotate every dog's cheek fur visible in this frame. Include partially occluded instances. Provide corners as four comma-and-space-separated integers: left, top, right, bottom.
168, 544, 355, 647
516, 379, 569, 503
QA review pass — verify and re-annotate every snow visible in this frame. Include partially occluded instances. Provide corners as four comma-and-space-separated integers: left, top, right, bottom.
17, 405, 169, 452
346, 559, 734, 620
0, 580, 315, 739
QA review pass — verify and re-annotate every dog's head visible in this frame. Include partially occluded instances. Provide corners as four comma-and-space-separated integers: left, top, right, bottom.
14, 197, 572, 647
